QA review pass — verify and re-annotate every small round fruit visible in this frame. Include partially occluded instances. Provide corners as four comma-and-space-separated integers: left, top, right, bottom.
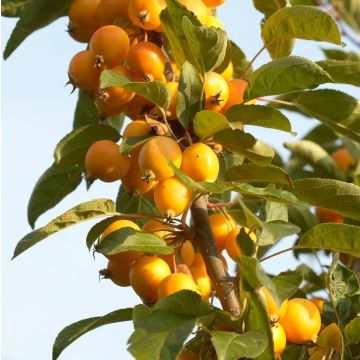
310, 297, 325, 313
101, 259, 134, 286
220, 61, 233, 81
122, 155, 158, 195
68, 0, 101, 32
200, 15, 223, 29
157, 273, 200, 299
90, 25, 130, 67
127, 41, 166, 81
177, 348, 198, 360
181, 240, 195, 268
96, 0, 129, 25
100, 219, 142, 262
259, 286, 288, 322
95, 96, 126, 119
99, 65, 135, 106
130, 256, 171, 304
165, 82, 179, 120
190, 266, 211, 300
225, 227, 257, 260
123, 120, 152, 138
331, 147, 354, 171
85, 140, 130, 182
222, 79, 248, 113
208, 212, 236, 252
128, 0, 166, 30
124, 94, 155, 120
180, 143, 219, 182
272, 323, 287, 357
142, 219, 173, 239
192, 253, 207, 274
138, 136, 182, 181
315, 207, 344, 224
68, 50, 101, 91
202, 0, 225, 7
279, 298, 321, 344
179, 0, 208, 18
204, 71, 229, 112
154, 177, 192, 218
67, 22, 95, 43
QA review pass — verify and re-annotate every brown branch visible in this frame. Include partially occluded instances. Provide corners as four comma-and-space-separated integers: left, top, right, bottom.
191, 194, 241, 317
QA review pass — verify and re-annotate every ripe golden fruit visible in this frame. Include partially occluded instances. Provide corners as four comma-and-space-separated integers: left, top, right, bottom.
190, 266, 211, 300
222, 79, 248, 113
204, 71, 229, 112
124, 94, 154, 120
68, 0, 101, 35
220, 61, 233, 81
154, 177, 192, 218
68, 50, 101, 91
279, 298, 321, 344
127, 41, 166, 81
101, 259, 133, 286
181, 240, 195, 268
180, 143, 219, 182
157, 273, 200, 299
129, 256, 171, 304
95, 97, 127, 119
96, 0, 129, 26
128, 0, 166, 30
208, 212, 236, 252
90, 25, 130, 67
85, 140, 130, 182
202, 0, 225, 7
177, 348, 198, 360
199, 15, 223, 29
315, 207, 344, 224
310, 297, 325, 313
259, 286, 288, 322
272, 323, 287, 357
123, 120, 152, 138
179, 0, 208, 18
138, 136, 182, 181
142, 219, 173, 239
225, 227, 257, 260
331, 147, 354, 171
164, 82, 179, 120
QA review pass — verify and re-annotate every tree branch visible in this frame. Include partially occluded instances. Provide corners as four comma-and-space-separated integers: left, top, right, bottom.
191, 194, 241, 317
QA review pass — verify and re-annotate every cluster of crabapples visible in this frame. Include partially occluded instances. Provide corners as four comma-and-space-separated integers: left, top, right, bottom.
67, 0, 250, 120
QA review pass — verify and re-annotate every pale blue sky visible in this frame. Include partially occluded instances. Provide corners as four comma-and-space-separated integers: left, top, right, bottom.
2, 1, 359, 359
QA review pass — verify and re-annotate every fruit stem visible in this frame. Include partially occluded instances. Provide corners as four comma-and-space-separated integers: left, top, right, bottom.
191, 194, 241, 317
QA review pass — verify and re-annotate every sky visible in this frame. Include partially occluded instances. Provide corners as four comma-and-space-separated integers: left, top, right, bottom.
2, 1, 359, 359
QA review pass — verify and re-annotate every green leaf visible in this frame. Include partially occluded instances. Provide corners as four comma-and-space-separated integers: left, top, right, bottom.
52, 308, 133, 360
1, 0, 31, 17
213, 129, 276, 166
226, 104, 295, 134
291, 178, 360, 221
322, 48, 360, 62
327, 256, 360, 330
128, 291, 211, 360
73, 91, 99, 130
262, 6, 341, 56
176, 61, 203, 130
259, 220, 301, 246
210, 330, 268, 360
229, 40, 253, 78
245, 291, 275, 360
345, 317, 360, 345
182, 16, 228, 74
233, 183, 301, 205
160, 0, 201, 69
316, 323, 344, 358
120, 134, 154, 155
14, 199, 116, 259
284, 140, 346, 180
246, 56, 333, 100
272, 271, 303, 302
288, 204, 318, 235
316, 60, 360, 87
3, 0, 72, 59
303, 124, 337, 146
97, 227, 173, 256
298, 223, 360, 257
100, 71, 170, 110
193, 110, 230, 139
116, 185, 160, 218
226, 164, 292, 186
252, 0, 288, 18
27, 124, 120, 227
54, 124, 120, 166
